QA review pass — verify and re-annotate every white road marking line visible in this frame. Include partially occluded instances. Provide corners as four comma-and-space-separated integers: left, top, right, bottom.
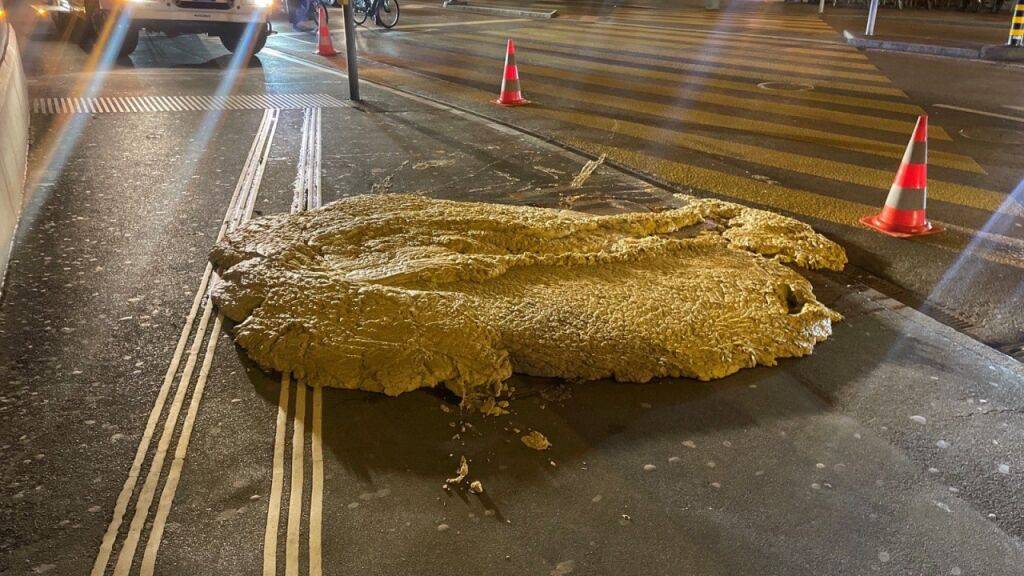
1004, 105, 1024, 113
89, 265, 214, 576
139, 314, 224, 576
93, 109, 279, 576
31, 94, 346, 114
262, 106, 324, 576
138, 109, 279, 575
263, 377, 291, 576
305, 108, 324, 576
285, 383, 306, 576
274, 16, 524, 39
584, 18, 845, 45
111, 295, 216, 576
310, 387, 324, 576
934, 104, 1024, 124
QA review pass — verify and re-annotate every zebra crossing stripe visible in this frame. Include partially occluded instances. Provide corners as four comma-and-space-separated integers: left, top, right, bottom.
30, 93, 349, 114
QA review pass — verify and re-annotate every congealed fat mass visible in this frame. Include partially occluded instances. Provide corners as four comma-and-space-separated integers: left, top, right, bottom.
209, 194, 847, 406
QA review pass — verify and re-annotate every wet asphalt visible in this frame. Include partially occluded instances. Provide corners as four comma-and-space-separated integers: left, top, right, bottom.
1, 2, 1023, 575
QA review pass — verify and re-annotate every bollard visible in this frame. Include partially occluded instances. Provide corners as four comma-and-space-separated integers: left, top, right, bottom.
342, 0, 360, 101
1009, 0, 1024, 47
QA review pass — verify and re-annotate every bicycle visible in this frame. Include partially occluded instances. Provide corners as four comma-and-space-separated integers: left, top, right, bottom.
352, 0, 400, 28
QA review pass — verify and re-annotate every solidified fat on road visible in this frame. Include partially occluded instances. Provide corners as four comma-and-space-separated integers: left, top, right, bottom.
209, 194, 846, 405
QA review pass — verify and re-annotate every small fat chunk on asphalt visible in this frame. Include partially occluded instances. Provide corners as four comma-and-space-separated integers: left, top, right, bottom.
446, 456, 469, 485
522, 430, 551, 451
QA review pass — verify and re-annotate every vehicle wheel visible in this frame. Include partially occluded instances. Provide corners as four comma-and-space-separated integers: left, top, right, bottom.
220, 23, 269, 55
84, 0, 139, 57
353, 0, 368, 25
376, 0, 398, 28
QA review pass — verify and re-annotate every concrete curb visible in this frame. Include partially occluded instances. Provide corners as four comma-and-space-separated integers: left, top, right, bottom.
843, 29, 981, 58
843, 29, 1024, 62
441, 1, 557, 19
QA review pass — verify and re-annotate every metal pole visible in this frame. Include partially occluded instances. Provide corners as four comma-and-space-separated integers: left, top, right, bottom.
819, 0, 825, 14
342, 0, 360, 101
866, 0, 879, 36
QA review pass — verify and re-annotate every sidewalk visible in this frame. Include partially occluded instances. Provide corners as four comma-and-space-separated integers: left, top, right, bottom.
821, 6, 1024, 60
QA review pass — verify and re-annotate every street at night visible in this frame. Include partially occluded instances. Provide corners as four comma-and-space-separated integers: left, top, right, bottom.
1, 0, 1022, 574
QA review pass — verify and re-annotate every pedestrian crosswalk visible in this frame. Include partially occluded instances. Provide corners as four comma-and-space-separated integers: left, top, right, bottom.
31, 93, 347, 115
295, 6, 1020, 266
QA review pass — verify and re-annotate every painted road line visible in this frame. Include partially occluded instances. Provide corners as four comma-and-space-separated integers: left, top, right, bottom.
263, 377, 290, 576
600, 14, 837, 34
464, 23, 874, 72
88, 262, 214, 576
1004, 105, 1024, 113
272, 26, 1018, 265
445, 31, 905, 97
138, 109, 280, 576
525, 29, 889, 83
262, 106, 325, 576
472, 25, 886, 82
529, 21, 870, 63
274, 16, 526, 38
446, 36, 917, 115
563, 139, 1024, 269
139, 314, 224, 576
574, 16, 847, 46
285, 382, 306, 576
310, 387, 324, 576
302, 109, 325, 576
532, 107, 1016, 218
94, 109, 280, 576
934, 104, 1024, 124
30, 94, 347, 115
89, 108, 278, 576
362, 49, 980, 173
397, 37, 943, 140
294, 108, 323, 213
110, 300, 214, 576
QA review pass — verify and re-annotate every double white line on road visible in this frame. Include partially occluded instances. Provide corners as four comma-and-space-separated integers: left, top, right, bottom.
263, 107, 326, 576
91, 109, 281, 576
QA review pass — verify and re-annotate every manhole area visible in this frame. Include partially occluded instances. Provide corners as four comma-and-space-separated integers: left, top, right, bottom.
757, 81, 815, 92
958, 126, 1024, 145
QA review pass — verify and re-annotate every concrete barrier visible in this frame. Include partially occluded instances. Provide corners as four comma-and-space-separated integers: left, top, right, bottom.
0, 23, 30, 290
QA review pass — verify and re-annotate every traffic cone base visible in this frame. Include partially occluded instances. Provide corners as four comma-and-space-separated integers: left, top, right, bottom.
315, 5, 338, 57
859, 213, 943, 238
860, 115, 942, 238
493, 96, 530, 106
494, 38, 529, 106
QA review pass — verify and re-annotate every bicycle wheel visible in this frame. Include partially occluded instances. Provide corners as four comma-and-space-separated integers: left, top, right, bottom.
353, 0, 369, 25
376, 0, 399, 28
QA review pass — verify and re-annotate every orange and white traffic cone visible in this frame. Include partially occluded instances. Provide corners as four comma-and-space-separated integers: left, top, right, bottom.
315, 4, 338, 57
860, 115, 942, 238
494, 38, 528, 106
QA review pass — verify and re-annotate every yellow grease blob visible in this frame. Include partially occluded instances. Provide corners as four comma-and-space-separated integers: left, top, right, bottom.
210, 194, 846, 403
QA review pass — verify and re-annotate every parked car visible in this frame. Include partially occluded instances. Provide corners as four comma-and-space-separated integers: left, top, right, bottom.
41, 0, 275, 57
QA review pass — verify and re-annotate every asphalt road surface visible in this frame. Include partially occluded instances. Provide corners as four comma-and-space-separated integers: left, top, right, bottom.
1, 1, 1022, 575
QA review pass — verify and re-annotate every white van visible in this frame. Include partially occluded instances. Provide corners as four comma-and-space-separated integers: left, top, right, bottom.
41, 0, 274, 57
